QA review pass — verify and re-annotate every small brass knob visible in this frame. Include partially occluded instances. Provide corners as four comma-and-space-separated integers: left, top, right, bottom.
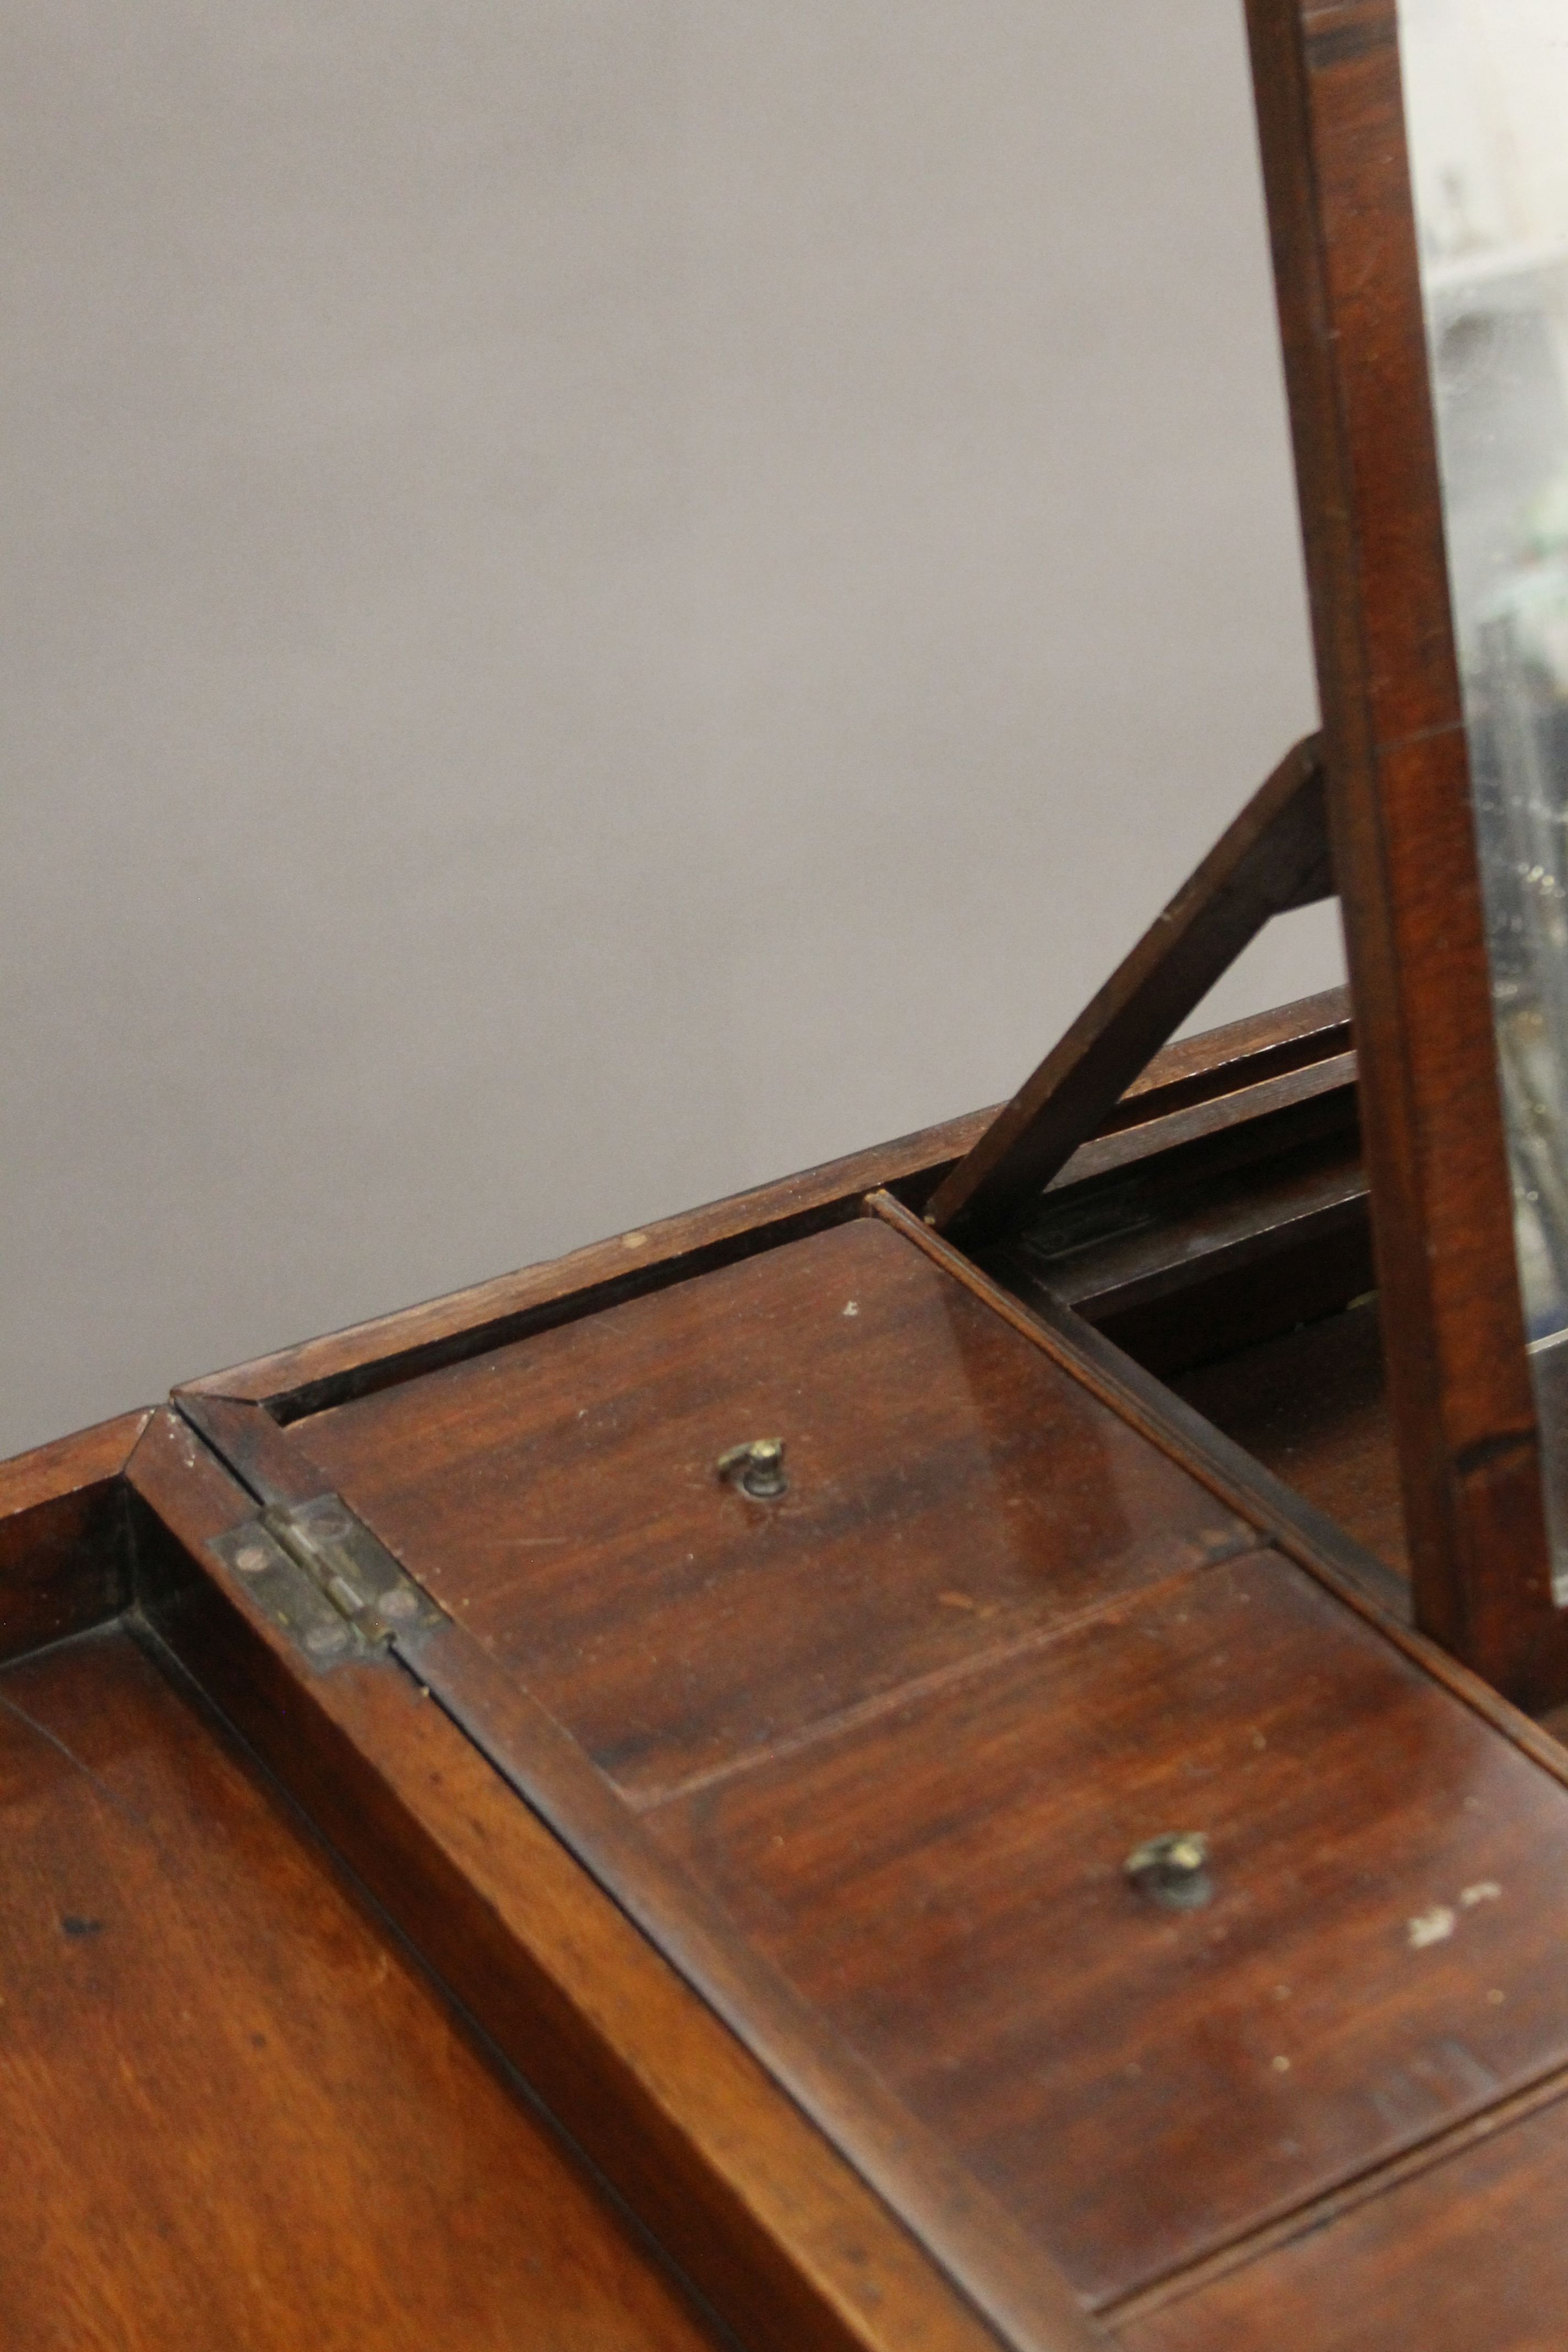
716, 1438, 788, 1500
1125, 1832, 1212, 1910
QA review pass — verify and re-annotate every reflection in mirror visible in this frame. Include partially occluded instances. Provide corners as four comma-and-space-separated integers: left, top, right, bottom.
1400, 0, 1568, 1589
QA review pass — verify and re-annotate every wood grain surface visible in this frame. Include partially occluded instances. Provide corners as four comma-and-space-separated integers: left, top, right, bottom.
874, 1194, 1568, 1794
1114, 2079, 1568, 2350
0, 1626, 721, 2352
134, 1182, 1568, 2344
225, 1211, 1568, 2316
644, 1549, 1568, 2305
285, 1219, 1253, 1803
1088, 986, 1348, 1134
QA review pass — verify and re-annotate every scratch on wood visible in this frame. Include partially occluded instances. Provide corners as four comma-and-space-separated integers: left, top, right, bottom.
0, 1689, 151, 1832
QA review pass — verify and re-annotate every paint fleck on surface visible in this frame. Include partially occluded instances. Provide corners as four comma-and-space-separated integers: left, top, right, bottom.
1407, 1905, 1457, 1949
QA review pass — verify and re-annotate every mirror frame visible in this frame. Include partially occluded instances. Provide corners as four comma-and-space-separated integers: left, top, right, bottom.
1245, 0, 1567, 1705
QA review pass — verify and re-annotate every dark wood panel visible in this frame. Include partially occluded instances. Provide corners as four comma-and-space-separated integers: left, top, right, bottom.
149, 1185, 1568, 2337
1172, 1300, 1405, 1572
129, 1409, 1090, 2352
0, 1409, 150, 1667
380, 1608, 1114, 2352
1001, 1106, 1366, 1371
646, 1550, 1568, 2307
1093, 1214, 1375, 1382
1012, 1097, 1362, 1324
986, 1055, 1373, 1378
0, 1626, 720, 2352
287, 1219, 1254, 1803
1115, 2083, 1568, 2351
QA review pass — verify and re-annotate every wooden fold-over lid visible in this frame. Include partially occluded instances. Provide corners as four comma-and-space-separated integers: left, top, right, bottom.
162, 1206, 1568, 2346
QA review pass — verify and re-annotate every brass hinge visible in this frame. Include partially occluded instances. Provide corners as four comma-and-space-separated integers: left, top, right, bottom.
208, 1493, 444, 1668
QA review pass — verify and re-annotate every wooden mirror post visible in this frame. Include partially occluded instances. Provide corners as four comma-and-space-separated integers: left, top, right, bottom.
1243, 0, 1563, 1705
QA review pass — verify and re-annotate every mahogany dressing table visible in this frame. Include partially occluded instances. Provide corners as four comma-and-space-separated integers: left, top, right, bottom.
8, 5, 1568, 2346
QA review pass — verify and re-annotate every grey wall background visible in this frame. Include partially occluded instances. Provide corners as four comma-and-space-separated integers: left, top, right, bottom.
1, 1, 1337, 1460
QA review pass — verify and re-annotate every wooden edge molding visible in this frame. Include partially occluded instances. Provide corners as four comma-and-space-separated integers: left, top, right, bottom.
1039, 1047, 1356, 1203
1102, 984, 1348, 1130
175, 993, 1356, 1425
125, 1407, 1103, 2352
173, 1110, 997, 1414
863, 1193, 1568, 1797
0, 1407, 153, 1668
0, 1406, 153, 1518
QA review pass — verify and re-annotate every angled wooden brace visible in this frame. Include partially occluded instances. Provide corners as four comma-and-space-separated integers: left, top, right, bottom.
926, 732, 1333, 1248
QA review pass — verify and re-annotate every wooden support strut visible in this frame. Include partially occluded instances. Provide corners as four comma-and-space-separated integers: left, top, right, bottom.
925, 734, 1333, 1249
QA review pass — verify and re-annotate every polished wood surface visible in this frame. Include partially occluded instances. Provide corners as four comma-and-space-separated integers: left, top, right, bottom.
646, 1545, 1568, 2305
0, 1625, 721, 2352
929, 734, 1330, 1246
1114, 2079, 1568, 2350
162, 1205, 1568, 2337
0, 1409, 149, 1667
1246, 0, 1560, 1701
875, 1199, 1568, 1812
289, 1218, 1253, 1803
872, 1193, 1409, 1627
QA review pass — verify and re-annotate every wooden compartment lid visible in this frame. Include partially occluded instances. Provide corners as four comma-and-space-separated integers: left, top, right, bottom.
188, 1212, 1568, 2328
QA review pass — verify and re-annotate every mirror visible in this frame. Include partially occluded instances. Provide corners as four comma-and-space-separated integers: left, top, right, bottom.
1399, 0, 1568, 1588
